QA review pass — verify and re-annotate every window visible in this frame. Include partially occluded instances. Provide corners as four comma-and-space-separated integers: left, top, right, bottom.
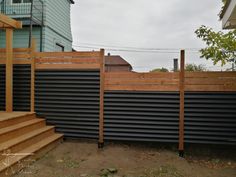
12, 0, 31, 4
55, 43, 65, 52
12, 0, 21, 3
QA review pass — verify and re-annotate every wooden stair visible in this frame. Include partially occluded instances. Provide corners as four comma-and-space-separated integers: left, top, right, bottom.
0, 112, 63, 177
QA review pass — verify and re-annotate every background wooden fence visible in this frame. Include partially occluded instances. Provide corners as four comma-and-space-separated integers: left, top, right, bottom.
0, 48, 236, 155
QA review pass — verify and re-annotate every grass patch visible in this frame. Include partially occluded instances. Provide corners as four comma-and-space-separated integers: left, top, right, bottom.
140, 165, 184, 177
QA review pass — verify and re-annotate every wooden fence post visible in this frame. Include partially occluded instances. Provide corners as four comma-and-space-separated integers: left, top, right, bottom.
98, 49, 105, 148
179, 50, 185, 157
5, 28, 13, 112
30, 39, 36, 112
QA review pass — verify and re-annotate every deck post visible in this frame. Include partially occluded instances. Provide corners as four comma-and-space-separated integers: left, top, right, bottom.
179, 50, 185, 157
5, 28, 13, 112
30, 39, 36, 112
98, 49, 105, 148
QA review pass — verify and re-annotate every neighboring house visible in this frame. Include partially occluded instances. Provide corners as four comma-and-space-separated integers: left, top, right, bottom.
0, 0, 74, 51
105, 53, 133, 72
220, 0, 236, 29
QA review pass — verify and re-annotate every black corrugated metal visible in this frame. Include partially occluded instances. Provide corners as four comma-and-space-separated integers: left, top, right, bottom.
13, 65, 31, 111
35, 70, 100, 139
104, 91, 180, 143
185, 92, 236, 145
1, 65, 236, 146
0, 64, 31, 111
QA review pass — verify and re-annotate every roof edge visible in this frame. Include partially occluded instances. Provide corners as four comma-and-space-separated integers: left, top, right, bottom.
69, 0, 75, 4
220, 0, 231, 19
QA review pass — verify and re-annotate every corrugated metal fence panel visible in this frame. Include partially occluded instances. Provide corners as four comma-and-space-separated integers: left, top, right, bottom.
13, 65, 31, 111
0, 64, 31, 111
185, 92, 236, 145
104, 91, 180, 143
35, 70, 100, 139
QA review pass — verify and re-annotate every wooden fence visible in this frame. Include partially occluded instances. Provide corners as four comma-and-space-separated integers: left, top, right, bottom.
0, 48, 236, 155
101, 50, 236, 155
104, 71, 236, 92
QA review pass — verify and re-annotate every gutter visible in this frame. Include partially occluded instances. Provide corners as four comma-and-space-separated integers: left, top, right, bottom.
220, 0, 231, 19
69, 0, 75, 4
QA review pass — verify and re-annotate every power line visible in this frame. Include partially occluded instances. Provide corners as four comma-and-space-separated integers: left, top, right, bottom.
73, 45, 179, 53
76, 42, 201, 51
73, 44, 200, 54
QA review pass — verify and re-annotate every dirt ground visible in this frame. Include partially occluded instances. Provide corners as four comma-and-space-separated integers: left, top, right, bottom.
13, 140, 236, 177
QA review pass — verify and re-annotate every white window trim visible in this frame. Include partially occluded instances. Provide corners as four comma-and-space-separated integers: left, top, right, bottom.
55, 43, 65, 52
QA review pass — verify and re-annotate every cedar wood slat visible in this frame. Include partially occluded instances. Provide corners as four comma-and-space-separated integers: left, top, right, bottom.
105, 72, 179, 79
30, 39, 36, 112
99, 49, 105, 145
104, 72, 180, 91
36, 58, 99, 63
35, 64, 100, 70
104, 72, 236, 92
0, 48, 30, 52
35, 51, 101, 57
105, 79, 179, 85
185, 72, 236, 78
5, 28, 13, 112
0, 59, 32, 65
105, 85, 179, 91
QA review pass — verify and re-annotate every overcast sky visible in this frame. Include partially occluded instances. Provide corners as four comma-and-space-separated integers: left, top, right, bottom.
71, 0, 229, 72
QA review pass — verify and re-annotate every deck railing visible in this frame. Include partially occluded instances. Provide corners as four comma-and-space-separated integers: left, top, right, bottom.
0, 0, 44, 25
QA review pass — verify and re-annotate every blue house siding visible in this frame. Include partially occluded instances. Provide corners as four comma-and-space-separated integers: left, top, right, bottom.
0, 0, 73, 52
44, 27, 72, 52
44, 0, 73, 42
0, 27, 42, 51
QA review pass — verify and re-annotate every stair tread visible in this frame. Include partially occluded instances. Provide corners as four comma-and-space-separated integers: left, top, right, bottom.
0, 133, 63, 171
0, 119, 44, 135
0, 126, 55, 151
0, 112, 35, 122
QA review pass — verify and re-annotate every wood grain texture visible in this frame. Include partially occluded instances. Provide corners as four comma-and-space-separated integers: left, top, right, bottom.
30, 39, 36, 112
35, 63, 100, 70
35, 51, 101, 57
104, 72, 180, 91
34, 51, 101, 69
5, 28, 13, 112
0, 13, 22, 29
99, 49, 105, 144
185, 71, 236, 91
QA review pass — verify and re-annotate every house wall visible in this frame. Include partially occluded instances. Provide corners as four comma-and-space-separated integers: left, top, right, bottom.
0, 27, 42, 51
43, 0, 73, 51
0, 0, 73, 51
43, 26, 72, 52
105, 66, 132, 72
44, 0, 73, 42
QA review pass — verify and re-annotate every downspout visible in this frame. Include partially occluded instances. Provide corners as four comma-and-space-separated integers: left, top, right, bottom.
40, 0, 44, 52
28, 0, 34, 48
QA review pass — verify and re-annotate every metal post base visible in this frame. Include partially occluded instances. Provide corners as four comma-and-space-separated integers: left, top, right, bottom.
179, 150, 184, 158
98, 142, 104, 149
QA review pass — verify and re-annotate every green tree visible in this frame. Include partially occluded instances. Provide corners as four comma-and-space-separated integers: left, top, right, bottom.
195, 26, 236, 66
185, 63, 207, 72
150, 67, 169, 72
195, 0, 236, 66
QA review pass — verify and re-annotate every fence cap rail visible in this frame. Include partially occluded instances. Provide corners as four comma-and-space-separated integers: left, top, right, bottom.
35, 51, 102, 58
